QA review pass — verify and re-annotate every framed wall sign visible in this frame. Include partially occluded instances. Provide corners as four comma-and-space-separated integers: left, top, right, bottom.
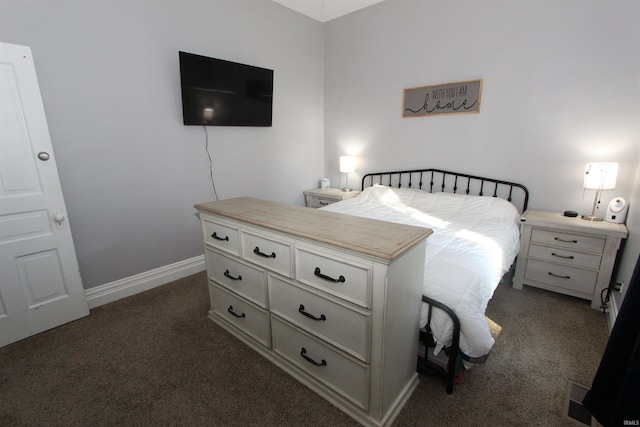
403, 79, 483, 117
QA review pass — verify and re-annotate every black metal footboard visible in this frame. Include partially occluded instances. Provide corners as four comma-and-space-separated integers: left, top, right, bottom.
418, 295, 461, 394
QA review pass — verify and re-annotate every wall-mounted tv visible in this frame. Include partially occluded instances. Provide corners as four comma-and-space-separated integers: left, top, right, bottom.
179, 51, 273, 127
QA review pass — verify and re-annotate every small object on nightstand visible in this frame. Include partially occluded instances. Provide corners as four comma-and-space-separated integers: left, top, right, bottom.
304, 188, 360, 208
605, 197, 628, 224
563, 211, 578, 217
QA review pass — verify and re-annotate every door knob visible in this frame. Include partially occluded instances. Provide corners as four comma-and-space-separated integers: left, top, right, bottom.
37, 152, 50, 161
54, 212, 65, 223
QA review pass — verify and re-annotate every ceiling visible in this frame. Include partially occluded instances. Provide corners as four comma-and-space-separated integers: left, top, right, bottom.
272, 0, 386, 22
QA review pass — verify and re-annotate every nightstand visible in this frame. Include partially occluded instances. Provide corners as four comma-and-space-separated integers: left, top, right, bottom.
303, 188, 361, 208
513, 210, 628, 309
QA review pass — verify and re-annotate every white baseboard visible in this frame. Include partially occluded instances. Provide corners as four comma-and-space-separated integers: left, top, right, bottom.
85, 255, 205, 309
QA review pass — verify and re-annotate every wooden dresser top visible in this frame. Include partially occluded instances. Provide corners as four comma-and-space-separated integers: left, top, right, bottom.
195, 197, 432, 260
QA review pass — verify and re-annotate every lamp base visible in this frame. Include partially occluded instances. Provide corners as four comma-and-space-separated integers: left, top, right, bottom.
581, 214, 604, 221
341, 188, 352, 192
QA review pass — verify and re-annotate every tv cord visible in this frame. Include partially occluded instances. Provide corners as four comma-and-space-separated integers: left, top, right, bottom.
203, 126, 219, 201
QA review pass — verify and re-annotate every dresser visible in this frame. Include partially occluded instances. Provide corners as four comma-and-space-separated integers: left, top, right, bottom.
195, 197, 431, 427
513, 210, 627, 309
303, 188, 360, 208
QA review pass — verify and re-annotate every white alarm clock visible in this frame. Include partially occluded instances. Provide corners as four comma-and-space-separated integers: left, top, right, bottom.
605, 197, 628, 224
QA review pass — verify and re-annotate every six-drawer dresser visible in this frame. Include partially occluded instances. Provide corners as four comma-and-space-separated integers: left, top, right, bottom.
195, 197, 432, 427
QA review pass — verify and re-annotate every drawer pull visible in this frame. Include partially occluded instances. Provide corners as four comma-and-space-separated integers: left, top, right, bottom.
253, 246, 276, 259
314, 267, 346, 283
551, 252, 575, 260
554, 237, 577, 244
298, 304, 327, 321
211, 232, 229, 242
300, 347, 327, 367
227, 305, 246, 318
548, 272, 571, 280
223, 269, 242, 281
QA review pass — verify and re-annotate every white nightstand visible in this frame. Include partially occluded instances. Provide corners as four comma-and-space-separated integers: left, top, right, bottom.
303, 188, 361, 208
513, 210, 628, 309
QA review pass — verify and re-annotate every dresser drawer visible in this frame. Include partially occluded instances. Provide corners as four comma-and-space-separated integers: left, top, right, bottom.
524, 259, 598, 294
269, 276, 370, 362
210, 284, 271, 348
527, 244, 602, 270
202, 218, 240, 255
241, 231, 293, 278
271, 316, 369, 410
531, 229, 605, 254
206, 249, 268, 308
296, 246, 372, 308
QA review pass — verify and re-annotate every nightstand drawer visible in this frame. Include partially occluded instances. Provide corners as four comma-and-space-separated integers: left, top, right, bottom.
206, 249, 268, 308
524, 259, 598, 294
527, 244, 602, 270
271, 316, 369, 410
210, 284, 271, 348
303, 189, 361, 208
531, 229, 605, 254
307, 196, 335, 208
296, 246, 372, 308
269, 276, 370, 361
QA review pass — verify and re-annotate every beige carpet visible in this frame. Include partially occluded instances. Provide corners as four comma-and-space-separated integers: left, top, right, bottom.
0, 271, 608, 426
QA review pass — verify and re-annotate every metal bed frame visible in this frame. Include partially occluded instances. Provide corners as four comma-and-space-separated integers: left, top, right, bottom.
361, 168, 529, 212
361, 168, 529, 394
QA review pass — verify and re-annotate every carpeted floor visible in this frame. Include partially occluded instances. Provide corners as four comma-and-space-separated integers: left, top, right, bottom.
0, 271, 608, 426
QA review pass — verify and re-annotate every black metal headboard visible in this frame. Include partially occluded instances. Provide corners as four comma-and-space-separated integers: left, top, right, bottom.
361, 168, 529, 213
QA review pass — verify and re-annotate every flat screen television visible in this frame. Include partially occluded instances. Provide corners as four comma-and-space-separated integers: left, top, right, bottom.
179, 51, 273, 126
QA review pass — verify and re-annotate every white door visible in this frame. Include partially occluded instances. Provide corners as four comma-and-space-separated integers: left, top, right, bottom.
0, 43, 89, 347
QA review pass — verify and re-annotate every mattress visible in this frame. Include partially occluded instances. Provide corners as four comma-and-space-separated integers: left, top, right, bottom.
321, 185, 521, 363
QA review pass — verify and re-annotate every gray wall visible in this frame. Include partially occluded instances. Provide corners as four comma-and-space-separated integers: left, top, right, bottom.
2, 0, 639, 300
324, 0, 640, 302
0, 0, 325, 288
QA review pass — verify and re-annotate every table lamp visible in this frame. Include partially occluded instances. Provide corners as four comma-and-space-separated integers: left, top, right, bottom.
340, 156, 355, 192
582, 162, 618, 221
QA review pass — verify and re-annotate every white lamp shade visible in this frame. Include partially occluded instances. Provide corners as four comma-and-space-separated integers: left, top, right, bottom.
340, 156, 355, 174
584, 162, 618, 190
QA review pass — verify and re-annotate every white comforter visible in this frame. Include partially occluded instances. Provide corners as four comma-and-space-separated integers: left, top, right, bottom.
321, 185, 521, 363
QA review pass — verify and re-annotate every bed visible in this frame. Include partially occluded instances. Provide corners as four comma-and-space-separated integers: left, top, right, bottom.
320, 168, 529, 393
